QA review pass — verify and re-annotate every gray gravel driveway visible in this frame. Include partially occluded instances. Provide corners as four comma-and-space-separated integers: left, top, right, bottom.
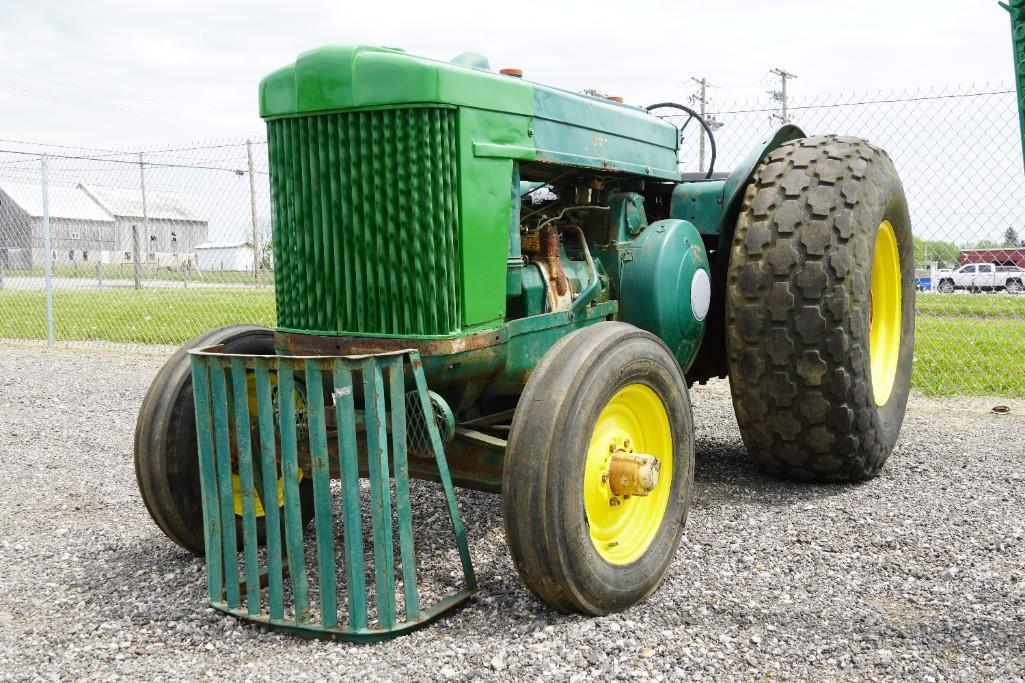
1, 344, 1022, 681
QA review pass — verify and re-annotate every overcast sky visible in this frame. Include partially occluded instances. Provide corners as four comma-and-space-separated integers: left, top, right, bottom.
0, 0, 1016, 148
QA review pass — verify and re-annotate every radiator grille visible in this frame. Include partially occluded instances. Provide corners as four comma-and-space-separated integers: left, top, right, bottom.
267, 107, 460, 336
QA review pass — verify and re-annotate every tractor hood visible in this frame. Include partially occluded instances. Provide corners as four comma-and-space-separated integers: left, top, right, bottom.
259, 45, 682, 180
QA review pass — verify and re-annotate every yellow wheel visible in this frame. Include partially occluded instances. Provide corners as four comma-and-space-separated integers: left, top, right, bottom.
869, 220, 902, 406
231, 375, 306, 517
583, 384, 673, 565
503, 322, 694, 615
726, 134, 915, 481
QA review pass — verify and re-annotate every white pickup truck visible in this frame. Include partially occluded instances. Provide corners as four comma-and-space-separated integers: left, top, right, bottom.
935, 263, 1025, 294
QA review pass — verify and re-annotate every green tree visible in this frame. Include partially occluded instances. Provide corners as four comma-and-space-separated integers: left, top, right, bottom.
1004, 227, 1022, 247
913, 236, 960, 269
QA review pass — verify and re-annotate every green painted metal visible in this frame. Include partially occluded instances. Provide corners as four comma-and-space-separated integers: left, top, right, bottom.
387, 355, 420, 622
304, 361, 338, 628
669, 180, 726, 235
277, 367, 310, 621
253, 365, 285, 620
260, 45, 685, 340
209, 368, 240, 608
1002, 0, 1025, 170
331, 359, 368, 630
620, 220, 709, 372
268, 108, 461, 337
717, 125, 806, 246
189, 361, 222, 605
189, 348, 476, 642
229, 358, 261, 616
259, 45, 677, 177
608, 192, 648, 240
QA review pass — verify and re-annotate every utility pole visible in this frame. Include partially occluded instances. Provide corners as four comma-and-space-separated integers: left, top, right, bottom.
246, 139, 260, 280
769, 68, 797, 123
690, 76, 710, 173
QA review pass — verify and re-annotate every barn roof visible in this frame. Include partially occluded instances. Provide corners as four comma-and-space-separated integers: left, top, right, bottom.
0, 182, 113, 222
78, 183, 204, 222
195, 241, 252, 250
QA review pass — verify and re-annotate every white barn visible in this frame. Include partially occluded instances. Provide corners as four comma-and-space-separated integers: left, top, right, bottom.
194, 241, 255, 272
78, 184, 208, 268
0, 182, 115, 269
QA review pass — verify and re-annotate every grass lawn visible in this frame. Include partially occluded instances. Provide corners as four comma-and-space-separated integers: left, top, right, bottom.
916, 291, 1025, 318
4, 265, 274, 286
0, 288, 1019, 397
0, 288, 275, 346
913, 314, 1025, 398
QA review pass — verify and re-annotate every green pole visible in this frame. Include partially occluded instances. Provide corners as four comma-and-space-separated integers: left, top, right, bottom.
1001, 0, 1025, 172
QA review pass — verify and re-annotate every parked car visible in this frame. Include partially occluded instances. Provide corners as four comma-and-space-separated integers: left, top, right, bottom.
935, 263, 1025, 293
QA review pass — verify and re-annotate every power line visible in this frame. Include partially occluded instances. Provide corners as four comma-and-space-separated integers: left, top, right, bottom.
0, 148, 250, 174
647, 89, 1017, 118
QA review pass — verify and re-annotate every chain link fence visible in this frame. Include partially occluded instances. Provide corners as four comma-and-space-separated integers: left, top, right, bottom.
0, 139, 275, 346
1, 85, 1023, 402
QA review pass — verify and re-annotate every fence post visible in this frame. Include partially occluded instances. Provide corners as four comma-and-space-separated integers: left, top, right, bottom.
132, 224, 142, 289
41, 155, 54, 346
247, 139, 260, 281
139, 152, 149, 279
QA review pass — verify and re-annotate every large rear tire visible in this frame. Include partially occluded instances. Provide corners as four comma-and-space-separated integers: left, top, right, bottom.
725, 135, 915, 481
134, 325, 315, 555
502, 322, 694, 614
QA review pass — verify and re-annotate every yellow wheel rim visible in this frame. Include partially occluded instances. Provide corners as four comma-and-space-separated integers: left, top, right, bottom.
869, 220, 902, 406
584, 384, 673, 565
231, 371, 306, 517
233, 472, 293, 517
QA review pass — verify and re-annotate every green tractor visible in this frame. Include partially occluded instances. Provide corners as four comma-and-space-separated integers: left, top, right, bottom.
135, 46, 914, 641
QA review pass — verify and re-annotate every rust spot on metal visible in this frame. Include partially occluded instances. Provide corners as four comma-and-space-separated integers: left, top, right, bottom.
278, 329, 505, 358
607, 451, 660, 497
540, 225, 569, 296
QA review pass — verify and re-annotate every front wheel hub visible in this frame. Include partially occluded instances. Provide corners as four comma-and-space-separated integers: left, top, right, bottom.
607, 451, 660, 496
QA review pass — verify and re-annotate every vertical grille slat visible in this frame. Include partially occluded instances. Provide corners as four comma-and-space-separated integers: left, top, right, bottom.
268, 107, 461, 337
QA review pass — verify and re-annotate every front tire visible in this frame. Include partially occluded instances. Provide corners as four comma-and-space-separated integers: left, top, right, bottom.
726, 135, 915, 481
502, 322, 694, 615
938, 279, 955, 294
134, 325, 315, 555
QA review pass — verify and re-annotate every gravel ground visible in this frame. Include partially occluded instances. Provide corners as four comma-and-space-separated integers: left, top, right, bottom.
1, 343, 1023, 682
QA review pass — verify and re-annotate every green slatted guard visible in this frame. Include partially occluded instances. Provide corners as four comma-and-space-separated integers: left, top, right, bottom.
189, 348, 477, 642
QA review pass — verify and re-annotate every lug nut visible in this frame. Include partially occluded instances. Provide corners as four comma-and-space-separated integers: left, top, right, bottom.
609, 497, 621, 507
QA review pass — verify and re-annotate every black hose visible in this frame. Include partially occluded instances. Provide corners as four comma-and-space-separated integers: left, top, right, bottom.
645, 102, 717, 180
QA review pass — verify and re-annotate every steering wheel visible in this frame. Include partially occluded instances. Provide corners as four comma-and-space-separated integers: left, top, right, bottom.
645, 102, 718, 180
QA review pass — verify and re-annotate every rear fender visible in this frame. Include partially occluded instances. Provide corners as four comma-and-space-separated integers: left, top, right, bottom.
717, 124, 806, 254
